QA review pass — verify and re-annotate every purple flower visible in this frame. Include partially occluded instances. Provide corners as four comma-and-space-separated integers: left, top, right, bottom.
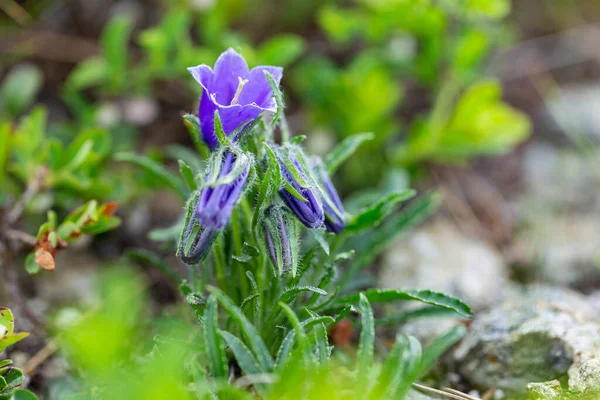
276, 146, 324, 229
311, 158, 345, 234
178, 149, 251, 264
188, 48, 283, 149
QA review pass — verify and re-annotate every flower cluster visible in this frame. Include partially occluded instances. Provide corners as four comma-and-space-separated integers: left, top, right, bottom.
178, 49, 345, 273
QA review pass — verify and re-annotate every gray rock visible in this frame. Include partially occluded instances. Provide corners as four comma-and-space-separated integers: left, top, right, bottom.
454, 285, 600, 394
379, 219, 508, 311
513, 213, 600, 287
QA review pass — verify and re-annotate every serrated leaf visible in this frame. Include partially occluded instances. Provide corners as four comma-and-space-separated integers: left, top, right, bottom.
332, 289, 472, 318
325, 132, 374, 175
279, 286, 327, 304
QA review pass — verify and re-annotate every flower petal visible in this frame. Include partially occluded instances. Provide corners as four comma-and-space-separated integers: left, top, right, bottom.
212, 48, 251, 105
187, 65, 214, 89
239, 66, 283, 109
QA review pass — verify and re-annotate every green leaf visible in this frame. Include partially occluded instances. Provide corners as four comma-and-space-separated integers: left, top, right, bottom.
0, 122, 11, 184
279, 286, 327, 304
178, 159, 197, 191
0, 308, 29, 353
208, 286, 274, 372
205, 296, 228, 378
324, 132, 374, 175
313, 323, 330, 365
333, 289, 472, 318
101, 15, 133, 90
257, 35, 306, 67
343, 192, 440, 287
279, 302, 307, 349
65, 57, 109, 90
346, 190, 415, 233
114, 152, 187, 200
12, 388, 39, 400
416, 325, 466, 379
219, 331, 262, 375
66, 139, 94, 170
0, 367, 24, 395
392, 336, 423, 399
376, 306, 463, 326
0, 65, 43, 117
357, 293, 374, 397
264, 71, 284, 127
213, 111, 229, 147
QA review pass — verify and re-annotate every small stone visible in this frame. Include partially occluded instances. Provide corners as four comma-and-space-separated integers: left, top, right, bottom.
454, 285, 600, 394
379, 219, 508, 311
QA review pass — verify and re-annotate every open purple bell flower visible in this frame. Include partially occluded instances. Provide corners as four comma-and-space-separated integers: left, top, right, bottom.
188, 48, 283, 149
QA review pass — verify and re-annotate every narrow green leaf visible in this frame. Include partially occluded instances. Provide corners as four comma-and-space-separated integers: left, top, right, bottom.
333, 289, 471, 318
393, 336, 423, 399
208, 286, 274, 372
219, 331, 262, 375
346, 190, 416, 233
178, 159, 197, 191
205, 296, 228, 378
357, 293, 374, 397
264, 71, 284, 127
325, 132, 374, 175
213, 110, 229, 147
343, 192, 440, 287
416, 325, 466, 379
114, 151, 187, 200
279, 286, 327, 304
279, 302, 307, 348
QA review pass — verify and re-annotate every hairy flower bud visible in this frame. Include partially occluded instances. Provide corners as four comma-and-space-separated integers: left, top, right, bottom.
311, 157, 345, 233
262, 206, 301, 276
276, 146, 324, 229
178, 149, 251, 264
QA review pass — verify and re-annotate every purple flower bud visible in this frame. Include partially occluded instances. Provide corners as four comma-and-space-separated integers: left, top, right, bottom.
276, 146, 324, 229
311, 158, 345, 234
197, 150, 251, 230
178, 149, 251, 264
188, 48, 283, 149
262, 206, 300, 276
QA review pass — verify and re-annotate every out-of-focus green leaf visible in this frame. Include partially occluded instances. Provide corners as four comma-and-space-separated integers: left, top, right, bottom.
66, 57, 109, 90
415, 325, 466, 379
115, 152, 187, 200
357, 293, 374, 397
324, 132, 374, 175
0, 122, 11, 184
0, 65, 43, 117
257, 35, 306, 67
11, 388, 39, 400
100, 16, 133, 91
345, 190, 415, 233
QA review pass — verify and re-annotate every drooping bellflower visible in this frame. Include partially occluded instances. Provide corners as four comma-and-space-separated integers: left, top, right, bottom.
188, 48, 283, 149
276, 146, 325, 229
311, 157, 345, 233
178, 149, 251, 264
